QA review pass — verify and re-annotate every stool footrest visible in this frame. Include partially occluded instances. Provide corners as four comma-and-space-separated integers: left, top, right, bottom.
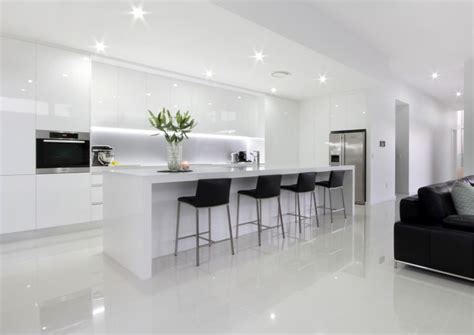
177, 230, 210, 241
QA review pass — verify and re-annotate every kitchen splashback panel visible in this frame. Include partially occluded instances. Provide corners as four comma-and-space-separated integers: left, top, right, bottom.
91, 128, 265, 166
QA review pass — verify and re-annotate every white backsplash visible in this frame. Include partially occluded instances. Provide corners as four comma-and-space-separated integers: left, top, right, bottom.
91, 128, 265, 166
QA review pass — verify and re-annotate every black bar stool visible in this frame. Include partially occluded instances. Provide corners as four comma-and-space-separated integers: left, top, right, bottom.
174, 178, 234, 266
235, 175, 284, 246
281, 172, 319, 233
315, 170, 347, 223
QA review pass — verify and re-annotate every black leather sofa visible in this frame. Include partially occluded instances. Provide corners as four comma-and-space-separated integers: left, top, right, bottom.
394, 175, 474, 281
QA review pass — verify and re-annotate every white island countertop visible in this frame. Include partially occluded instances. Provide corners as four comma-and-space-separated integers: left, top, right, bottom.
102, 164, 355, 279
104, 164, 354, 183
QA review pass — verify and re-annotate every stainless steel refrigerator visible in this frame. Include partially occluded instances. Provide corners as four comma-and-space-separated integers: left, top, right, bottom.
329, 130, 366, 204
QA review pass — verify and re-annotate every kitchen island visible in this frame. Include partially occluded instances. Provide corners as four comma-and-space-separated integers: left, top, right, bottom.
102, 165, 355, 279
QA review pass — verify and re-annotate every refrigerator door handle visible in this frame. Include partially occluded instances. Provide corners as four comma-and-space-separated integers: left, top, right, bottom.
341, 134, 345, 166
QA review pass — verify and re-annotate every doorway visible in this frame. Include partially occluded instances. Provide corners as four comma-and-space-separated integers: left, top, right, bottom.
395, 100, 410, 195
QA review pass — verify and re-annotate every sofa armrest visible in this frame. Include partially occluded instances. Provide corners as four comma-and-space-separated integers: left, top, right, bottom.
443, 215, 474, 233
400, 196, 421, 223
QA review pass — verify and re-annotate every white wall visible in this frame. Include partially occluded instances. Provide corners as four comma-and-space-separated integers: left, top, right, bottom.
464, 59, 473, 175
395, 102, 409, 195
366, 82, 457, 203
264, 96, 300, 166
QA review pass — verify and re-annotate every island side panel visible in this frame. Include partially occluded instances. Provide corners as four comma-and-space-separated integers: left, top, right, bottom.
103, 172, 152, 279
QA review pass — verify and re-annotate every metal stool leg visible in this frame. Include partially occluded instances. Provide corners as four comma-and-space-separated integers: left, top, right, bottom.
208, 208, 212, 247
256, 199, 261, 246
323, 187, 326, 215
297, 193, 302, 233
174, 201, 181, 256
236, 194, 240, 239
341, 188, 347, 219
226, 204, 235, 255
278, 196, 285, 238
329, 189, 334, 223
312, 191, 319, 227
195, 208, 200, 266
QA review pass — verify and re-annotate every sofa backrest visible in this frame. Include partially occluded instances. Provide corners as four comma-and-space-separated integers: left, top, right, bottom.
418, 180, 457, 224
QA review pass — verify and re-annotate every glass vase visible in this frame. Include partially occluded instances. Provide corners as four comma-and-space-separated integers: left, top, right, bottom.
167, 142, 183, 171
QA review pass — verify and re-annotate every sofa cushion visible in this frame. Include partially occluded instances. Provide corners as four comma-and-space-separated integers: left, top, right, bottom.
463, 175, 474, 186
451, 181, 474, 215
418, 181, 457, 225
443, 215, 474, 232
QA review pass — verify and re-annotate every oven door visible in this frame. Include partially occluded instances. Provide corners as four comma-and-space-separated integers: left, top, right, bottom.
36, 131, 90, 174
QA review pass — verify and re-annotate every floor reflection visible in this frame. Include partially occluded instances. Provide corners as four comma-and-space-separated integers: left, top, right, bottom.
1, 201, 473, 334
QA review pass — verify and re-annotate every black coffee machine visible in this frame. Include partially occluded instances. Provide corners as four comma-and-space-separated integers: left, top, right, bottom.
91, 145, 114, 166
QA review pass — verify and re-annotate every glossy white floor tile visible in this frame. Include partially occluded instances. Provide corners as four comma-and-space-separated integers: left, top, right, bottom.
1, 200, 473, 334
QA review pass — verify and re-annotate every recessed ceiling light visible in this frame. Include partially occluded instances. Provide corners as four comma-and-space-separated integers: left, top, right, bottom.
270, 313, 276, 320
208, 102, 212, 106
431, 72, 439, 80
271, 71, 291, 78
27, 79, 33, 83
205, 70, 214, 78
94, 41, 107, 53
20, 88, 27, 92
335, 104, 339, 108
319, 74, 328, 83
456, 91, 462, 97
61, 73, 68, 78
130, 6, 148, 20
271, 88, 277, 93
172, 83, 178, 87
252, 50, 266, 62
237, 96, 242, 99
82, 57, 89, 62
145, 92, 151, 96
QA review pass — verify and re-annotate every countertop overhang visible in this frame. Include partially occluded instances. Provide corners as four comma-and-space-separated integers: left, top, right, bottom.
103, 164, 355, 184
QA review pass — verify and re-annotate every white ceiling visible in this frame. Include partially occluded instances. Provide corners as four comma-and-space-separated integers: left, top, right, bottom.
310, 0, 473, 110
0, 1, 375, 101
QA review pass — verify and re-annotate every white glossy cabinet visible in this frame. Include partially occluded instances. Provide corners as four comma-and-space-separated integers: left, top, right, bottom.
91, 62, 118, 127
118, 68, 146, 129
36, 173, 91, 229
0, 175, 36, 234
36, 45, 90, 132
90, 62, 264, 137
0, 37, 36, 175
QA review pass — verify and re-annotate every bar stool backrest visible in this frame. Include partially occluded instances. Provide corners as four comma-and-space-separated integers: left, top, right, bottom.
329, 170, 345, 188
195, 178, 232, 207
255, 174, 282, 198
296, 172, 317, 192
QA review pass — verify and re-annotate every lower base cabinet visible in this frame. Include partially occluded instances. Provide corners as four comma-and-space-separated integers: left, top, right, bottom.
0, 175, 36, 234
36, 173, 91, 229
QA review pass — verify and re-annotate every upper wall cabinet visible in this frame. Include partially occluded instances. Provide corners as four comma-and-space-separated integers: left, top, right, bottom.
0, 37, 36, 175
118, 68, 146, 129
91, 62, 118, 127
36, 45, 90, 132
90, 62, 264, 137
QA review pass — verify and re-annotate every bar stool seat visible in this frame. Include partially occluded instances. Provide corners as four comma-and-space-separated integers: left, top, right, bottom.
236, 174, 284, 246
175, 178, 234, 266
281, 172, 319, 233
314, 180, 330, 188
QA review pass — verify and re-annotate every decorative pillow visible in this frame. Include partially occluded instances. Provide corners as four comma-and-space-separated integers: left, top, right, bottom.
451, 181, 474, 215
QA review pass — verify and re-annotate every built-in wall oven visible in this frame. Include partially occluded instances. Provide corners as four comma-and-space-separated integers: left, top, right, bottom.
36, 130, 90, 174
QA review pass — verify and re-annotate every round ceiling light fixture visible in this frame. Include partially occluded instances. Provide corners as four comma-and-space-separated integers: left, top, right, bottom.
271, 71, 291, 78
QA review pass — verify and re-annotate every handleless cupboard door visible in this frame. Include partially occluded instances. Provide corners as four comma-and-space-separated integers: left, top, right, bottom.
145, 74, 171, 119
91, 62, 118, 127
118, 68, 146, 129
36, 45, 90, 132
0, 37, 36, 175
0, 175, 36, 234
36, 173, 91, 229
